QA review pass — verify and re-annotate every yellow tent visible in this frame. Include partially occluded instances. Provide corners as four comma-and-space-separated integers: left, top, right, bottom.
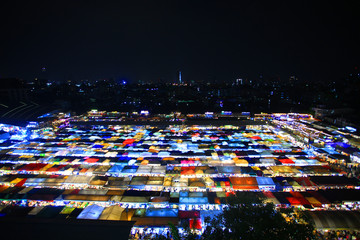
99, 205, 125, 221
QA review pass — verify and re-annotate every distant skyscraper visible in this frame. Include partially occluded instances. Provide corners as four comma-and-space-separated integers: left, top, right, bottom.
179, 71, 182, 84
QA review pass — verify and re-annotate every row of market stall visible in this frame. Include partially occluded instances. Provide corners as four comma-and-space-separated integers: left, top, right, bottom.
0, 162, 343, 177
1, 174, 358, 191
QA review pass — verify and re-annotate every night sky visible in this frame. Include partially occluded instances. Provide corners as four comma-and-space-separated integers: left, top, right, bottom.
1, 0, 359, 83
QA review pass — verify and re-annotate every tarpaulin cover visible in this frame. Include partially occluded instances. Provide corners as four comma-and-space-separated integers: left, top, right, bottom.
256, 177, 275, 189
77, 204, 104, 220
145, 208, 178, 217
179, 197, 208, 204
123, 139, 135, 145
121, 165, 139, 173
286, 196, 310, 206
217, 166, 241, 174
181, 167, 195, 175
84, 158, 99, 163
307, 210, 360, 229
64, 195, 111, 201
18, 163, 47, 171
120, 196, 149, 203
278, 158, 295, 164
108, 164, 125, 173
294, 177, 317, 187
99, 205, 124, 220
305, 197, 322, 207
262, 191, 280, 205
229, 177, 259, 190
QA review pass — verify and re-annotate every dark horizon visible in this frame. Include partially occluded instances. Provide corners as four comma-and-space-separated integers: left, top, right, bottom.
1, 0, 360, 83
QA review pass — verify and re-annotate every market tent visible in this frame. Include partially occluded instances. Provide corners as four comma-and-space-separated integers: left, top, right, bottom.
99, 205, 125, 221
270, 166, 300, 175
288, 192, 311, 206
306, 159, 321, 165
59, 206, 76, 215
129, 176, 148, 188
229, 177, 259, 190
259, 158, 276, 166
256, 177, 275, 190
150, 196, 169, 203
307, 211, 360, 229
172, 177, 188, 187
300, 192, 323, 207
262, 191, 280, 205
145, 208, 178, 217
278, 158, 295, 165
189, 218, 202, 229
64, 175, 92, 185
64, 195, 111, 201
217, 166, 241, 174
84, 157, 99, 163
179, 197, 208, 204
188, 178, 206, 188
121, 165, 138, 173
293, 177, 317, 189
234, 158, 249, 167
106, 177, 130, 187
179, 210, 200, 219
240, 167, 257, 176
151, 166, 166, 174
146, 176, 164, 186
307, 191, 331, 205
78, 189, 108, 195
195, 166, 208, 175
181, 167, 195, 175
89, 176, 108, 186
77, 204, 105, 220
108, 163, 125, 173
163, 177, 172, 187
110, 195, 122, 202
272, 192, 291, 205
288, 179, 302, 191
93, 165, 110, 175
120, 196, 149, 203
133, 217, 179, 226
28, 206, 45, 216
136, 165, 152, 174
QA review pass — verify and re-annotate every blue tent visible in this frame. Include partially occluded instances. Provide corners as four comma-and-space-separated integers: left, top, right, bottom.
145, 208, 178, 217
179, 197, 208, 204
108, 164, 125, 174
256, 177, 276, 190
77, 204, 104, 220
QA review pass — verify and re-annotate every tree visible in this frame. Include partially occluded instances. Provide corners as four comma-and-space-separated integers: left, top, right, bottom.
201, 192, 317, 240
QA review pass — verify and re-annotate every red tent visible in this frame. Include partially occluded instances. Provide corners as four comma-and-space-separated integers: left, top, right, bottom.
279, 158, 295, 164
181, 166, 195, 175
47, 164, 67, 172
294, 177, 317, 188
123, 139, 135, 145
15, 178, 27, 187
189, 218, 202, 229
84, 158, 99, 164
251, 136, 262, 140
18, 163, 47, 171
